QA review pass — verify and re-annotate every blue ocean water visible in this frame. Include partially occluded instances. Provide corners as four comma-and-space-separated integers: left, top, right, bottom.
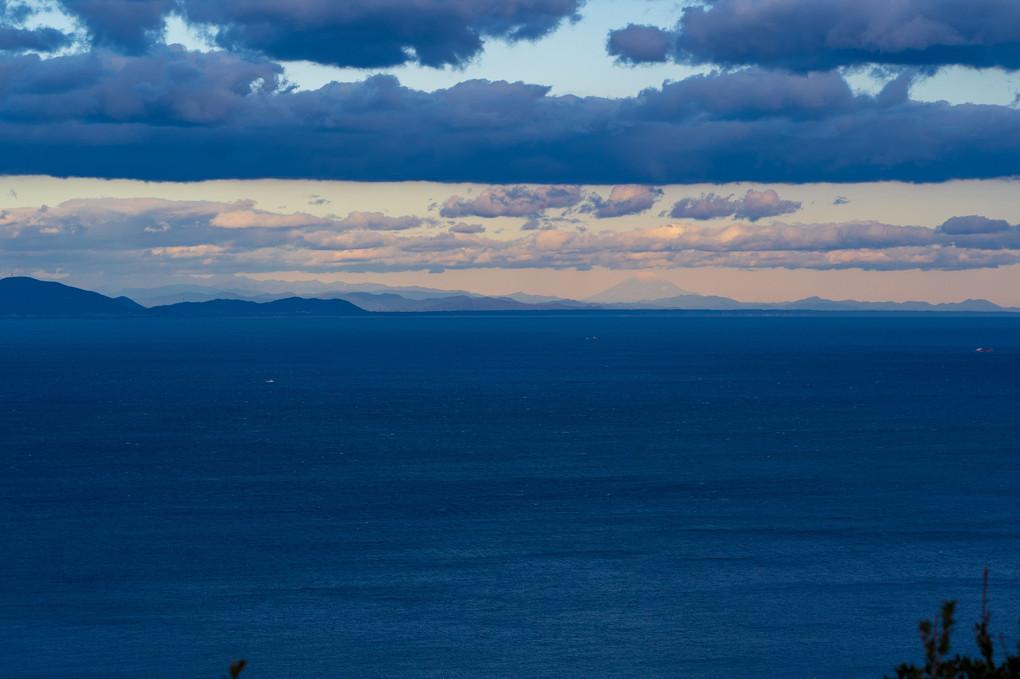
2, 313, 1020, 679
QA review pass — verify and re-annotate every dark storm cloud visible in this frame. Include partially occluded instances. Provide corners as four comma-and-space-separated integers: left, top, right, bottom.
4, 51, 1020, 183
0, 26, 73, 52
55, 0, 582, 67
0, 47, 281, 124
59, 0, 177, 54
608, 0, 1020, 71
634, 68, 862, 120
606, 24, 672, 64
670, 190, 802, 221
0, 1, 74, 53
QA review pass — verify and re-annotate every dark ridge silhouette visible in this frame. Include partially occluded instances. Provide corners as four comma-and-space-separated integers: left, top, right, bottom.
113, 296, 147, 311
2, 275, 1016, 317
0, 276, 142, 316
147, 298, 264, 317
262, 296, 368, 316
148, 296, 368, 317
0, 277, 369, 317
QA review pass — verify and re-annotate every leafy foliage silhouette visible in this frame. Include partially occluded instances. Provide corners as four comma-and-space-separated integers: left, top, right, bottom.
887, 569, 1020, 678
224, 658, 245, 679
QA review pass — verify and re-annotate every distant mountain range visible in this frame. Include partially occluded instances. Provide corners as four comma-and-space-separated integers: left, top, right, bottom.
2, 275, 1018, 317
0, 277, 366, 317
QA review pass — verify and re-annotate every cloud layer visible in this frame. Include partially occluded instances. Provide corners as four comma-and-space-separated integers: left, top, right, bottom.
608, 0, 1020, 70
2, 49, 1020, 183
5, 197, 1020, 277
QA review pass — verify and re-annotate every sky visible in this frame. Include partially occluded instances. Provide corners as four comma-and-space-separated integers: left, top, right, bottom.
2, 0, 1020, 304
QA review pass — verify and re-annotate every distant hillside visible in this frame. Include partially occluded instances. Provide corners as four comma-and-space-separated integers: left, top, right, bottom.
774, 296, 1014, 313
624, 292, 750, 310
149, 296, 368, 317
336, 291, 444, 312
0, 277, 368, 317
0, 277, 143, 316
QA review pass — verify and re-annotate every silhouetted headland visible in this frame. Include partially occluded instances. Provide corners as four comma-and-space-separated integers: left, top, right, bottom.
0, 277, 367, 317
